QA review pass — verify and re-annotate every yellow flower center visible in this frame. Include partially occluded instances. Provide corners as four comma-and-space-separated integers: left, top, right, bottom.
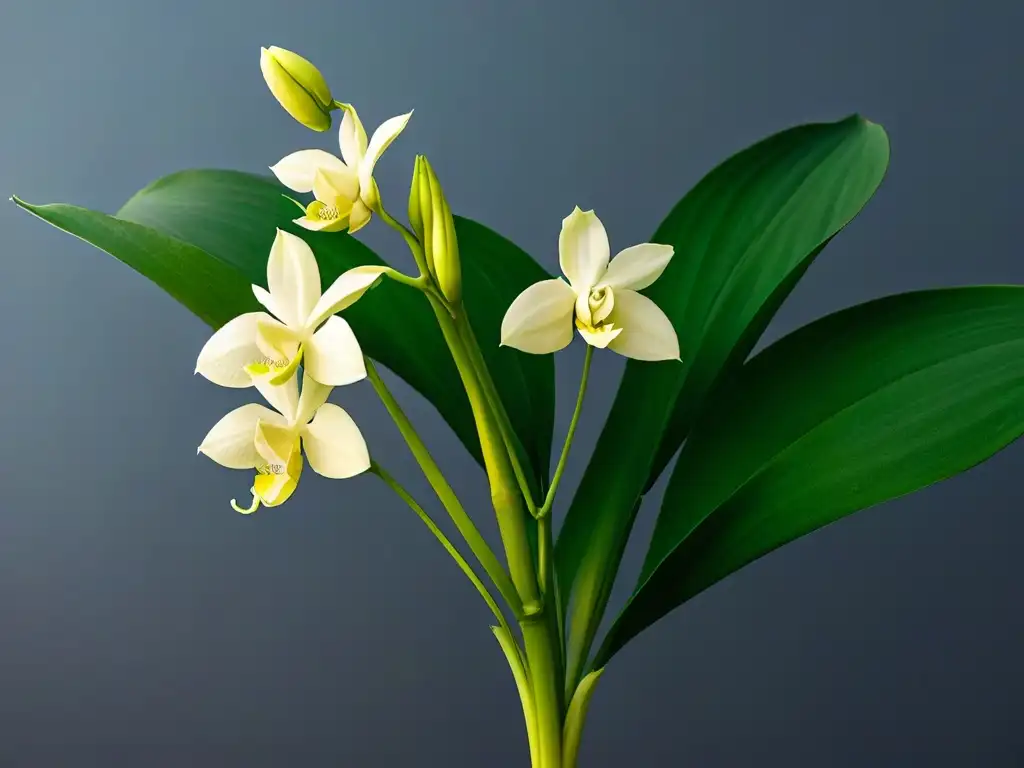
305, 200, 340, 221
575, 284, 622, 349
587, 284, 614, 327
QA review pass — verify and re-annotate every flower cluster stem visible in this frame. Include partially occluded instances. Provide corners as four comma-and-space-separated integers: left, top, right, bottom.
370, 460, 512, 636
365, 357, 523, 617
376, 203, 597, 767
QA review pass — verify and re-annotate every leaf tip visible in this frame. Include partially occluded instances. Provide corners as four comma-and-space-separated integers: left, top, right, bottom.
10, 194, 34, 214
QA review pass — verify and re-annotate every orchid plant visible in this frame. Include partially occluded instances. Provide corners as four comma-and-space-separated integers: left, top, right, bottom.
15, 46, 1024, 767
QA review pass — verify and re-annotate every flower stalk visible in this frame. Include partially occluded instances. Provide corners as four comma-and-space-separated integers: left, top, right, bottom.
365, 357, 523, 617
370, 460, 512, 635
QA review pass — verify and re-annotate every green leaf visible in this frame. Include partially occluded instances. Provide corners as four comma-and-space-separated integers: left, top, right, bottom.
556, 115, 890, 686
595, 286, 1024, 666
17, 170, 554, 484
12, 198, 257, 328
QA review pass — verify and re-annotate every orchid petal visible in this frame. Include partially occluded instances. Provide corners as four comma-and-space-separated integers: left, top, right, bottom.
295, 369, 333, 425
348, 198, 373, 233
198, 404, 284, 469
301, 403, 371, 479
270, 150, 349, 194
559, 207, 610, 292
602, 243, 675, 291
606, 289, 681, 361
358, 111, 414, 203
304, 316, 366, 386
308, 265, 386, 330
499, 278, 577, 355
266, 229, 321, 327
195, 312, 271, 387
338, 104, 368, 167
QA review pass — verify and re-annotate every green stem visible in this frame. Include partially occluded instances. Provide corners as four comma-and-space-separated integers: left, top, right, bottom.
456, 315, 540, 516
492, 624, 539, 767
538, 344, 593, 519
377, 200, 555, 764
377, 205, 456, 314
521, 614, 565, 768
365, 356, 523, 617
380, 267, 428, 291
370, 461, 512, 635
376, 202, 539, 609
538, 515, 551, 595
375, 205, 421, 263
431, 301, 542, 613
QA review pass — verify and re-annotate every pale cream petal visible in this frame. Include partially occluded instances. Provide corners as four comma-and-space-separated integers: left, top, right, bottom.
253, 429, 304, 506
606, 289, 681, 362
558, 207, 610, 292
601, 243, 675, 291
308, 265, 387, 329
301, 403, 371, 479
338, 104, 368, 167
195, 312, 271, 387
254, 420, 301, 468
295, 214, 349, 232
304, 316, 366, 386
575, 317, 623, 349
253, 458, 301, 507
358, 111, 414, 202
499, 278, 577, 355
253, 284, 291, 323
270, 149, 349, 194
198, 403, 283, 469
574, 291, 592, 327
246, 343, 303, 388
295, 368, 333, 425
348, 198, 373, 233
590, 285, 615, 325
266, 229, 321, 328
251, 367, 300, 423
312, 165, 359, 203
254, 317, 300, 365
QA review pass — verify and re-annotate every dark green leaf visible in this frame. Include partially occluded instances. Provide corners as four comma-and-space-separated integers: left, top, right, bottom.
13, 198, 255, 328
556, 116, 890, 685
596, 286, 1024, 666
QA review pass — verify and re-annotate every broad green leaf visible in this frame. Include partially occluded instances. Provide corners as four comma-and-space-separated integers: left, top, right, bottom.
594, 286, 1024, 666
18, 170, 554, 488
556, 116, 890, 686
12, 199, 256, 328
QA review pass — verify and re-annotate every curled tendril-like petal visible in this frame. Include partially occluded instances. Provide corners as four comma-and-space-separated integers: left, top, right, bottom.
231, 487, 261, 515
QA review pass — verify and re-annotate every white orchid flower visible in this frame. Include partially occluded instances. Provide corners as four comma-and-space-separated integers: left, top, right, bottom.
198, 368, 371, 512
195, 229, 385, 388
500, 207, 680, 361
270, 103, 413, 234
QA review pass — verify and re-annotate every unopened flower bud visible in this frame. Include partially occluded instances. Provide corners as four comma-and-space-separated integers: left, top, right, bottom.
411, 155, 462, 305
408, 156, 427, 245
260, 46, 334, 132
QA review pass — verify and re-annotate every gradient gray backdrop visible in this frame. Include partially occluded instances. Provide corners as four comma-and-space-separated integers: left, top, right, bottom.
2, 0, 1022, 765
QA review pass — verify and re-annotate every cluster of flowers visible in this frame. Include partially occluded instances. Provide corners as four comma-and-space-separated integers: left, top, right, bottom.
195, 46, 682, 514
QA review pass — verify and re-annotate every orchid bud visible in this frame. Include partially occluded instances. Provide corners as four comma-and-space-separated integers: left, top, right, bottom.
408, 156, 427, 245
411, 155, 462, 305
260, 46, 334, 132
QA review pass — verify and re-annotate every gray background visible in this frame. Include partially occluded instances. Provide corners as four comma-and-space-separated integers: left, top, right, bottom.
1, 0, 1022, 765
